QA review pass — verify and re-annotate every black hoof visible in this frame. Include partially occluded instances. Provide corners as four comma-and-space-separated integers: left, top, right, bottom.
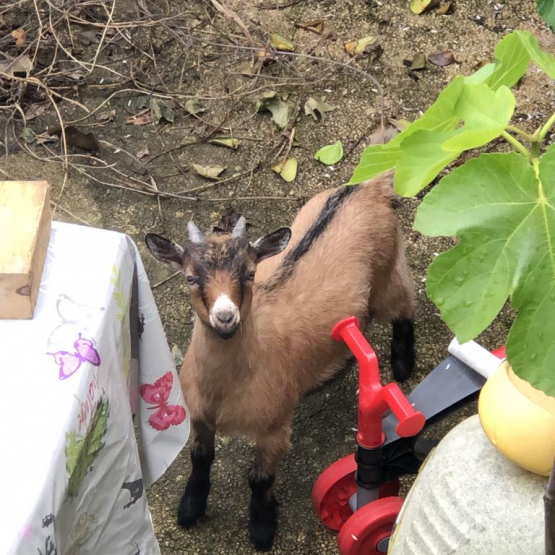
177, 478, 210, 529
249, 495, 278, 552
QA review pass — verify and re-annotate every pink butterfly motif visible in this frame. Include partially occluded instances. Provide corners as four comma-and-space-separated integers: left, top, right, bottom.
140, 372, 186, 431
48, 334, 101, 380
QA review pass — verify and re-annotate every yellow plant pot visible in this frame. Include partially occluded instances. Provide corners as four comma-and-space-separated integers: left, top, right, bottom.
479, 360, 555, 476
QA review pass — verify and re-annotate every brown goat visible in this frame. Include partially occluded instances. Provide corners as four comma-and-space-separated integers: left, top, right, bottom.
145, 128, 415, 551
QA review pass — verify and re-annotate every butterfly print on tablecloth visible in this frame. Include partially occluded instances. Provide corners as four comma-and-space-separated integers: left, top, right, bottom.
140, 372, 186, 431
48, 334, 101, 380
122, 478, 144, 509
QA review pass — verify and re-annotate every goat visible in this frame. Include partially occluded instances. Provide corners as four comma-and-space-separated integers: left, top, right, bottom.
145, 127, 415, 551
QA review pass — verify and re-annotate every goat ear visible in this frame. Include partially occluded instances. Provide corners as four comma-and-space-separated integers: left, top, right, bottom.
250, 227, 291, 263
145, 233, 185, 269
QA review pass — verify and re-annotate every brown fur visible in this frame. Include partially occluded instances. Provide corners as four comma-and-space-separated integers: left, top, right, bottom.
146, 127, 415, 548
182, 172, 414, 478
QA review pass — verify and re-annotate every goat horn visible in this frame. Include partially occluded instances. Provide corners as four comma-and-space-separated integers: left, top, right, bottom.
187, 221, 205, 244
231, 216, 247, 238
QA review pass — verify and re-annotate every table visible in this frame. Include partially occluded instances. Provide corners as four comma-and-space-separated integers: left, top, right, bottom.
0, 222, 190, 555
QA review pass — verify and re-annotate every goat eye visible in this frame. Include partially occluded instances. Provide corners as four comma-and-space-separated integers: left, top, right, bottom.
248, 271, 256, 281
186, 276, 197, 285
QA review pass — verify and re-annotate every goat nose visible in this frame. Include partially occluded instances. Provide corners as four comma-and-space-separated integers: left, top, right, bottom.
217, 310, 234, 324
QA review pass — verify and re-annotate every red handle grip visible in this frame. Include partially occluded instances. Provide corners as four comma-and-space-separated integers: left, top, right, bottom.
332, 316, 425, 447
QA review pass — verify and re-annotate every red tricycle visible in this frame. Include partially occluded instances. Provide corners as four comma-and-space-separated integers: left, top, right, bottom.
312, 316, 504, 555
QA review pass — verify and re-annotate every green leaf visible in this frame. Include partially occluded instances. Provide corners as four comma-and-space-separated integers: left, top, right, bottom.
415, 151, 555, 395
65, 399, 109, 498
394, 129, 462, 196
507, 144, 555, 395
466, 31, 555, 90
270, 33, 294, 52
443, 84, 515, 151
478, 32, 530, 90
536, 0, 555, 27
272, 157, 298, 182
314, 141, 344, 165
350, 144, 401, 184
515, 30, 555, 79
350, 77, 464, 184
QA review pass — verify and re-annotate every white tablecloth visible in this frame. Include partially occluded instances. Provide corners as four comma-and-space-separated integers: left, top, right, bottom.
0, 222, 190, 555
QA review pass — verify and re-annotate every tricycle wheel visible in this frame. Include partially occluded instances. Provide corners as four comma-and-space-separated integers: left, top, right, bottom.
312, 454, 400, 531
337, 496, 404, 555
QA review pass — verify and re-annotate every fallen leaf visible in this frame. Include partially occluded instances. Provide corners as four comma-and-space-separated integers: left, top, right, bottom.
345, 36, 378, 56
304, 97, 336, 121
171, 344, 184, 368
35, 132, 58, 145
137, 146, 150, 159
272, 157, 298, 182
47, 125, 100, 152
126, 110, 153, 126
270, 33, 294, 52
185, 98, 207, 116
295, 20, 324, 35
12, 28, 26, 47
20, 128, 34, 144
77, 28, 100, 45
24, 102, 48, 121
150, 98, 174, 123
472, 60, 488, 71
390, 118, 411, 131
209, 137, 241, 149
192, 163, 226, 180
212, 208, 252, 233
130, 96, 150, 112
404, 52, 427, 70
255, 91, 295, 129
0, 54, 32, 77
240, 62, 260, 76
428, 51, 457, 66
314, 141, 344, 165
64, 70, 86, 82
95, 109, 116, 123
435, 2, 452, 14
410, 0, 439, 13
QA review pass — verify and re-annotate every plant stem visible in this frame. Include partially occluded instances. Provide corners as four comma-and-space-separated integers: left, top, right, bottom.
506, 125, 536, 143
501, 131, 531, 158
538, 113, 555, 143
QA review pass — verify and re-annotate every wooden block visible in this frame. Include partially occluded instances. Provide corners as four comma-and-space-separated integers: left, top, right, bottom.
0, 181, 51, 319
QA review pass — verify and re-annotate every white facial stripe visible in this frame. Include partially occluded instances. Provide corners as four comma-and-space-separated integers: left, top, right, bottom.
209, 293, 240, 329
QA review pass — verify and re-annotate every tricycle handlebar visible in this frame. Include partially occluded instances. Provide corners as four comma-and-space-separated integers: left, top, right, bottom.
332, 316, 425, 448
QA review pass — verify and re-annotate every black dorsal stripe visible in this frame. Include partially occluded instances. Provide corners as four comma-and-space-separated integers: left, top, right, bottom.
261, 185, 359, 291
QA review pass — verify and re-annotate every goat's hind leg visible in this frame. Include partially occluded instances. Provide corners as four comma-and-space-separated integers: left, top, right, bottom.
373, 253, 416, 382
178, 419, 215, 529
248, 421, 292, 551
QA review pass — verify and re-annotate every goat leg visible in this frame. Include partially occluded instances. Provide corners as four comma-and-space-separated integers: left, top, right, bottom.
248, 422, 292, 551
177, 419, 215, 529
390, 318, 416, 382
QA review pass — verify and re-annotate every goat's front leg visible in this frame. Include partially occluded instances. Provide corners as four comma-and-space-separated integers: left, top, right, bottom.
178, 419, 215, 529
248, 420, 292, 551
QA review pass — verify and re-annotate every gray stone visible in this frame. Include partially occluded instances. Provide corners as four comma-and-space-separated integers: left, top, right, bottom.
389, 415, 547, 555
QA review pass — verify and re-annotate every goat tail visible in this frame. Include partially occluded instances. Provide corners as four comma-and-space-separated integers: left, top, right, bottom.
363, 125, 401, 209
367, 125, 398, 145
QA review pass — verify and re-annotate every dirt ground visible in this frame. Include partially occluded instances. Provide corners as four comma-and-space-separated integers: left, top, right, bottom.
2, 0, 555, 553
